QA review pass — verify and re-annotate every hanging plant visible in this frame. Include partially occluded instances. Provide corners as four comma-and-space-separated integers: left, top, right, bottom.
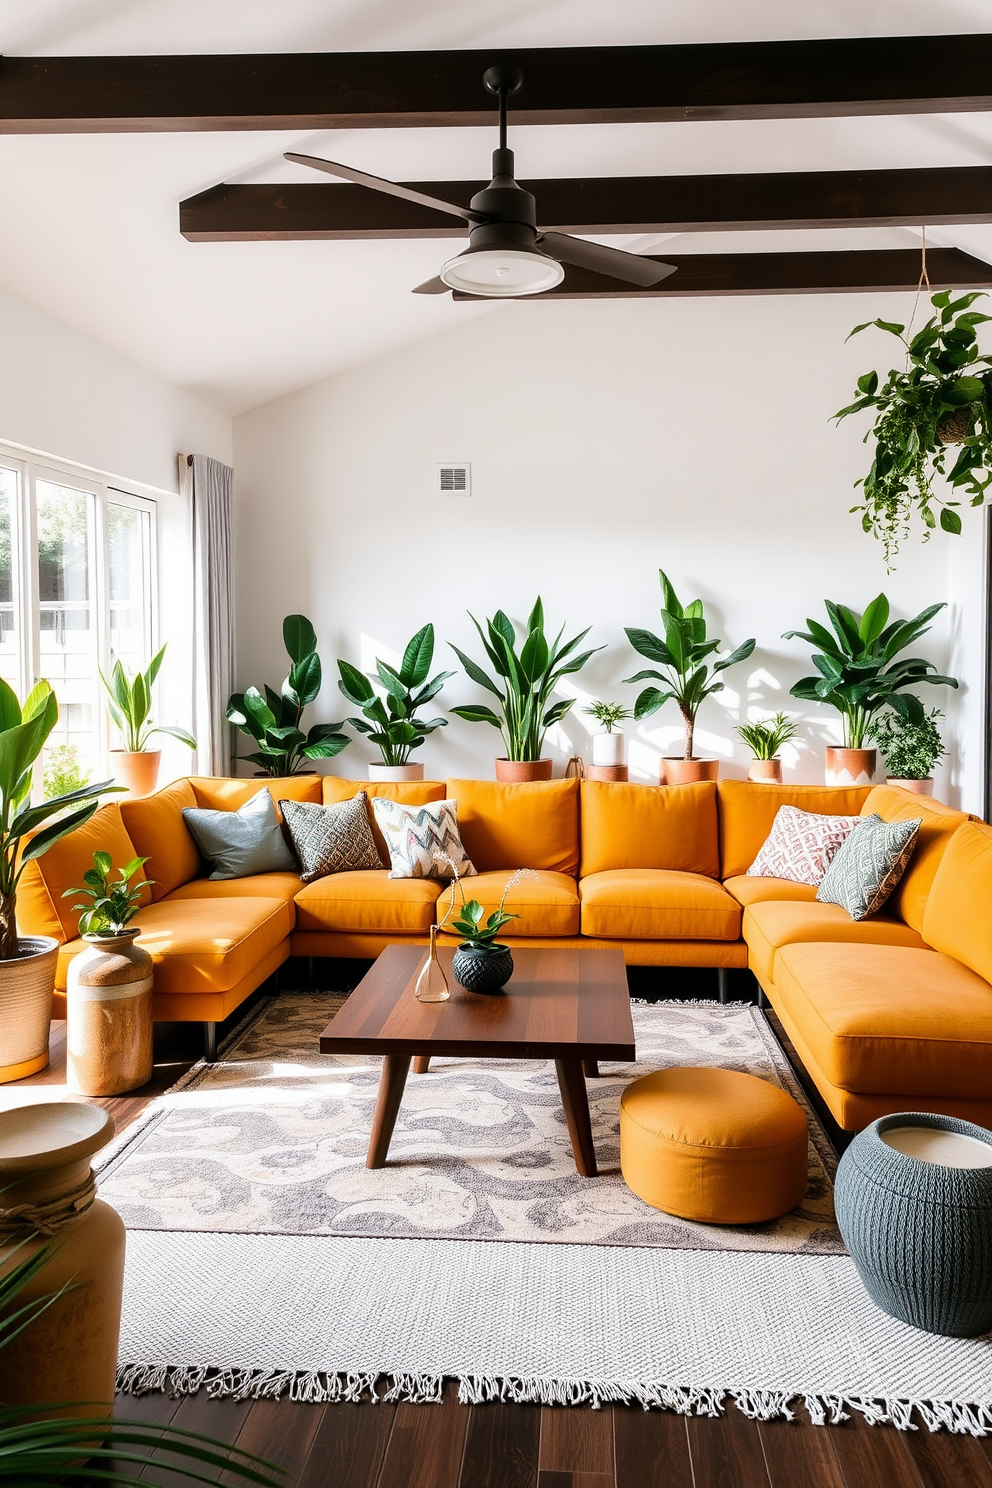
835, 290, 992, 565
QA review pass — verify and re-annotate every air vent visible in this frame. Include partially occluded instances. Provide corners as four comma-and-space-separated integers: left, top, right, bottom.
436, 462, 470, 496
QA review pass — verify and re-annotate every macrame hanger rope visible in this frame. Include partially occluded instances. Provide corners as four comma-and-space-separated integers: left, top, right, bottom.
905, 227, 930, 366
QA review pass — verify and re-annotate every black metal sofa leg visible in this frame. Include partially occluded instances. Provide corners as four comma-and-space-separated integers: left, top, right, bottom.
717, 968, 729, 1004
203, 1022, 217, 1061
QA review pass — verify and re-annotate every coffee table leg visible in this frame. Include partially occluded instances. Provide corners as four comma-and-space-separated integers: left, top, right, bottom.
582, 1059, 600, 1078
367, 1055, 412, 1169
555, 1058, 598, 1178
412, 1055, 431, 1074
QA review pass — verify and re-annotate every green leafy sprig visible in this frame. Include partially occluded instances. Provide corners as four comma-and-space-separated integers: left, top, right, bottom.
735, 712, 799, 761
64, 851, 151, 936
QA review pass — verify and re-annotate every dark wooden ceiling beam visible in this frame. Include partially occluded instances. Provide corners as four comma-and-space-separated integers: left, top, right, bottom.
450, 249, 992, 298
180, 166, 992, 241
4, 34, 992, 133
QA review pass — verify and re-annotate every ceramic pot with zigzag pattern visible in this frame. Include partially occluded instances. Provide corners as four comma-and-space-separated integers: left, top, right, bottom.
452, 943, 514, 995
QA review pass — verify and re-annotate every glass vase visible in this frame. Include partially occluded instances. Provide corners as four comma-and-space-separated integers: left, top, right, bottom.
414, 926, 450, 1003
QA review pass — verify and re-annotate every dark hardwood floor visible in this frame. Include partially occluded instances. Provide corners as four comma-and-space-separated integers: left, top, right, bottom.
6, 964, 987, 1488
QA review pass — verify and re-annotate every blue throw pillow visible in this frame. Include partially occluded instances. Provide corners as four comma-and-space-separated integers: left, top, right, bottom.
183, 788, 296, 881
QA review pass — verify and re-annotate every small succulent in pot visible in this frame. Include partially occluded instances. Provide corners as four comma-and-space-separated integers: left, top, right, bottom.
735, 712, 799, 761
64, 852, 152, 937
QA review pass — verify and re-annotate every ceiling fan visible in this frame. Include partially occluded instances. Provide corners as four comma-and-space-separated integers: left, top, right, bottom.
285, 65, 677, 298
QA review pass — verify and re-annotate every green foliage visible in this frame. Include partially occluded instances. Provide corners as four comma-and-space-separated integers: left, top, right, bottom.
783, 595, 957, 749
101, 644, 196, 754
0, 680, 117, 959
583, 700, 633, 733
870, 707, 946, 780
450, 598, 603, 762
438, 868, 533, 948
42, 745, 89, 803
337, 623, 452, 766
227, 614, 350, 776
735, 712, 799, 761
624, 570, 756, 761
835, 291, 992, 565
64, 851, 151, 936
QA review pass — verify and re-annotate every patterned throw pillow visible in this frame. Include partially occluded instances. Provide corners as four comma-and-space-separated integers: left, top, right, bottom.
371, 797, 476, 881
747, 805, 863, 887
816, 813, 922, 920
279, 794, 383, 884
182, 788, 296, 881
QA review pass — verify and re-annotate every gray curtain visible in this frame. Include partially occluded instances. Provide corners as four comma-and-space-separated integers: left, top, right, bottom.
180, 453, 235, 776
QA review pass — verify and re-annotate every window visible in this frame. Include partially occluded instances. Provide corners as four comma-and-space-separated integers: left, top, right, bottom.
0, 448, 157, 782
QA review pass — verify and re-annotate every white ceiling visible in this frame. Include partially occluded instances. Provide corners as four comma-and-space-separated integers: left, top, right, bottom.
2, 1, 992, 415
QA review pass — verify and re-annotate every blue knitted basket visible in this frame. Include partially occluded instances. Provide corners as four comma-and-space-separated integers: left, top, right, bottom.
835, 1111, 992, 1338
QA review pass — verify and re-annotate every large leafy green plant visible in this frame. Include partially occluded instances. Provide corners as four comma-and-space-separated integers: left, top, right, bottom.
450, 599, 603, 763
624, 571, 756, 760
227, 615, 349, 776
835, 291, 992, 564
0, 680, 115, 961
783, 595, 957, 749
100, 644, 196, 754
337, 624, 452, 767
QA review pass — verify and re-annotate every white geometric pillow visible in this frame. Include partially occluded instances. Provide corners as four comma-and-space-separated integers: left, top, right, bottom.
371, 797, 477, 881
747, 805, 863, 887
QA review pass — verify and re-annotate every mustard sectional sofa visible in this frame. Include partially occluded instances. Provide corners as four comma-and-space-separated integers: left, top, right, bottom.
18, 773, 991, 1130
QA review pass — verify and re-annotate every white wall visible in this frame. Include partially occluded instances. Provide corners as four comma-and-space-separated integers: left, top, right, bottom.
233, 293, 983, 811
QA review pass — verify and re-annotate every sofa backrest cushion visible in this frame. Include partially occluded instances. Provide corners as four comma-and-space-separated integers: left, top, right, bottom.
580, 780, 720, 878
322, 778, 446, 863
19, 802, 150, 943
446, 778, 580, 875
922, 820, 992, 981
860, 784, 969, 932
717, 781, 871, 879
120, 778, 200, 901
192, 775, 323, 813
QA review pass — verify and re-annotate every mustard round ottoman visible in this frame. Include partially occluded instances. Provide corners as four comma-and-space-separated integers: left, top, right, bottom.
619, 1067, 809, 1224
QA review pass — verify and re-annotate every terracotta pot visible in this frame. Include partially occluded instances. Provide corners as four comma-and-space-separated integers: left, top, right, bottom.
748, 759, 783, 784
495, 759, 553, 783
585, 764, 629, 783
0, 1102, 126, 1420
886, 776, 935, 796
111, 749, 161, 797
825, 746, 876, 788
368, 761, 425, 783
0, 935, 59, 1084
661, 757, 720, 786
592, 732, 626, 768
67, 930, 154, 1096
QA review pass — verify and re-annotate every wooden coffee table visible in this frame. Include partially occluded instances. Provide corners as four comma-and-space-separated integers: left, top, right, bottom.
318, 944, 635, 1177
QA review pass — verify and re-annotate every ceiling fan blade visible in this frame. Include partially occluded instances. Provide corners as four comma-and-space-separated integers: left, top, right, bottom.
284, 153, 487, 225
538, 232, 677, 287
413, 276, 451, 295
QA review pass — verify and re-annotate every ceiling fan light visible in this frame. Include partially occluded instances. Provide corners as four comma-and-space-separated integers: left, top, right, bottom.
439, 247, 564, 297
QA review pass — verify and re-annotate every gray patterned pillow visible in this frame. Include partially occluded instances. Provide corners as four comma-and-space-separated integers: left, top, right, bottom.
279, 793, 383, 883
816, 813, 921, 921
182, 788, 296, 881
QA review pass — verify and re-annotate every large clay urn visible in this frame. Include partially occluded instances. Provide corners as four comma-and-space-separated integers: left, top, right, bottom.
0, 1103, 125, 1419
662, 758, 720, 786
825, 746, 876, 787
110, 749, 161, 797
495, 759, 553, 783
67, 930, 154, 1096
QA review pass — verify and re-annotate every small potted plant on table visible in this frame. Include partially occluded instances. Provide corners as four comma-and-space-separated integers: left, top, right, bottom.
584, 700, 633, 781
735, 712, 799, 784
228, 614, 351, 776
870, 707, 946, 795
337, 623, 453, 782
438, 868, 535, 994
102, 642, 196, 796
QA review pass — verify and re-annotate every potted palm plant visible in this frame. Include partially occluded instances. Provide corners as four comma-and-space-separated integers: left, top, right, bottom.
337, 623, 453, 782
450, 598, 602, 782
0, 680, 116, 1085
101, 643, 196, 796
227, 614, 350, 777
870, 707, 946, 795
625, 571, 756, 785
783, 595, 957, 786
735, 712, 800, 784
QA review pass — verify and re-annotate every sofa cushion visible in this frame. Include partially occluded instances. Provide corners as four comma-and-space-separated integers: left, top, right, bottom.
579, 780, 719, 878
281, 794, 383, 882
717, 781, 870, 879
167, 872, 303, 904
723, 875, 818, 908
191, 775, 323, 812
371, 797, 475, 880
183, 788, 297, 881
437, 869, 580, 939
743, 900, 928, 987
446, 778, 580, 875
56, 895, 293, 995
747, 804, 862, 886
294, 870, 444, 935
580, 870, 741, 942
861, 785, 970, 932
119, 778, 200, 900
771, 942, 991, 1098
922, 820, 992, 982
816, 813, 921, 920
20, 802, 151, 943
322, 778, 447, 862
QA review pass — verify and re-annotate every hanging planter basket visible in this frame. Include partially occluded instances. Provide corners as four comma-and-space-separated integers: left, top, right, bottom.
936, 406, 973, 445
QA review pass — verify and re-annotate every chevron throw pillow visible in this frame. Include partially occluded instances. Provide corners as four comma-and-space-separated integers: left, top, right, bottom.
816, 812, 922, 920
279, 793, 383, 883
371, 797, 477, 881
747, 804, 863, 886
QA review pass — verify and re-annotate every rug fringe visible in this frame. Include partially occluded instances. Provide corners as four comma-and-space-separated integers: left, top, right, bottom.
114, 1365, 992, 1433
629, 997, 751, 1008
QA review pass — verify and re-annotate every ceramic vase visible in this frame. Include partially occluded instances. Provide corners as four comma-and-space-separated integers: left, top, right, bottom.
452, 943, 514, 994
0, 935, 59, 1084
369, 762, 425, 783
0, 1102, 126, 1418
111, 749, 161, 797
495, 759, 553, 783
592, 733, 626, 768
661, 758, 719, 785
825, 746, 876, 787
67, 930, 154, 1096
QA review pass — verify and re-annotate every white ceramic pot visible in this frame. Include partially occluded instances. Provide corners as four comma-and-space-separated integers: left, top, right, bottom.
368, 762, 425, 783
592, 732, 626, 768
886, 776, 934, 796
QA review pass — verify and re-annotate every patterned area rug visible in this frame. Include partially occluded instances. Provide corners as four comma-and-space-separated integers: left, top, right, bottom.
100, 992, 841, 1254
